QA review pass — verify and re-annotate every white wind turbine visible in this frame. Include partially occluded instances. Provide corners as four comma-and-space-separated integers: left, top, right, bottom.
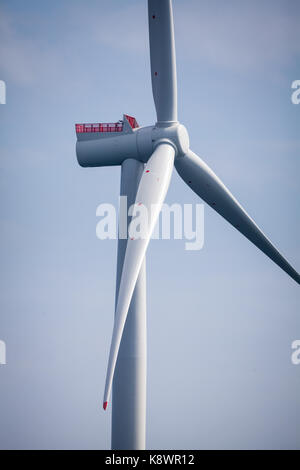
75, 0, 299, 450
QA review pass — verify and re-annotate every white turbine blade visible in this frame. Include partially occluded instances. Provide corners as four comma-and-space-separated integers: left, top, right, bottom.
103, 144, 175, 410
175, 149, 300, 284
148, 0, 177, 123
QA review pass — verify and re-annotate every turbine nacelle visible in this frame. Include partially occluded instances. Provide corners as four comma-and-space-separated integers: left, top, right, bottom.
76, 115, 189, 167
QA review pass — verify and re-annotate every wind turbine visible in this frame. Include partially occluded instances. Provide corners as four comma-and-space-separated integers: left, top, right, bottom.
75, 0, 299, 450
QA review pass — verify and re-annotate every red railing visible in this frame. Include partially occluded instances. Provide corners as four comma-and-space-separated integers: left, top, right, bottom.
76, 115, 139, 133
75, 123, 123, 133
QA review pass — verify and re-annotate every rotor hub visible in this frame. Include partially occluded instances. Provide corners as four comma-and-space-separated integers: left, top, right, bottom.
151, 122, 189, 158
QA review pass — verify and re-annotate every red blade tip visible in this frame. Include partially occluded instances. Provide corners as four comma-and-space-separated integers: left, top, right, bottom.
103, 401, 108, 411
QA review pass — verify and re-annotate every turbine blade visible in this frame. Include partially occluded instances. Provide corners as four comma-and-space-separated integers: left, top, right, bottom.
103, 144, 175, 408
175, 149, 300, 284
148, 0, 177, 123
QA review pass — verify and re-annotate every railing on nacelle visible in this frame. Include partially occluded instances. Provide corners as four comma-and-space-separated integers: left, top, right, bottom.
75, 123, 123, 133
75, 115, 139, 134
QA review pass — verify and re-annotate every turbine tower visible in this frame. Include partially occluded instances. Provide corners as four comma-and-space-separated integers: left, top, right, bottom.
75, 0, 299, 450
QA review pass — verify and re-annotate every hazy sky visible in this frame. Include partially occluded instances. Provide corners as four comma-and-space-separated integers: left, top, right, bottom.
0, 0, 299, 449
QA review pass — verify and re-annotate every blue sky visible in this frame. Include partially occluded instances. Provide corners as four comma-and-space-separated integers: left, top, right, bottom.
0, 0, 299, 449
